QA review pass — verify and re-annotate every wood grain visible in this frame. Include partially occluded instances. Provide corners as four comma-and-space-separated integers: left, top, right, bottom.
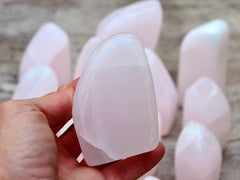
0, 0, 239, 179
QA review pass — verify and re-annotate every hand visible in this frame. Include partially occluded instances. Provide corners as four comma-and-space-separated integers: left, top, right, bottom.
0, 79, 165, 180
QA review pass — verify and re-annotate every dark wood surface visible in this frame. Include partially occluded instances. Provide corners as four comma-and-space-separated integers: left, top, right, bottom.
0, 0, 239, 179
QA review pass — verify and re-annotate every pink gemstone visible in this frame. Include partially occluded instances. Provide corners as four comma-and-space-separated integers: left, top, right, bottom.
145, 48, 178, 136
74, 36, 102, 79
183, 77, 231, 149
96, 0, 163, 49
177, 20, 229, 105
19, 23, 71, 85
175, 122, 222, 180
72, 34, 159, 166
13, 64, 59, 100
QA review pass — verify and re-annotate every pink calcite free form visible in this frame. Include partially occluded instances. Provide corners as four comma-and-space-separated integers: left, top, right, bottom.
177, 19, 229, 105
19, 23, 71, 85
183, 77, 231, 149
74, 42, 170, 137
96, 0, 163, 49
175, 122, 222, 180
13, 64, 59, 100
72, 34, 159, 166
145, 48, 177, 136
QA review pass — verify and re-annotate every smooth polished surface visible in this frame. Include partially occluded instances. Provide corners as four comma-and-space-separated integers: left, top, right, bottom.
73, 34, 159, 166
74, 36, 102, 79
19, 23, 71, 85
146, 48, 177, 136
177, 19, 229, 105
96, 0, 163, 49
175, 122, 222, 180
183, 77, 231, 149
13, 64, 58, 100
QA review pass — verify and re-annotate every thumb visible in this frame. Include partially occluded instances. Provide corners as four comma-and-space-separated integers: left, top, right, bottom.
29, 78, 79, 127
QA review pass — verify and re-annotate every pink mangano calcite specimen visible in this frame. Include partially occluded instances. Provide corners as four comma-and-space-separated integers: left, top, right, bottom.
175, 122, 222, 180
177, 19, 229, 105
96, 0, 163, 49
19, 22, 71, 85
183, 77, 231, 149
145, 48, 177, 136
74, 40, 176, 138
13, 64, 59, 100
72, 34, 159, 166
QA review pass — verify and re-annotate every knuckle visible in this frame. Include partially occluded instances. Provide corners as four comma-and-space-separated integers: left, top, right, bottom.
0, 100, 19, 113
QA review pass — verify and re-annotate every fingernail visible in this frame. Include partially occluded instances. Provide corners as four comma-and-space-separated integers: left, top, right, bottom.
57, 85, 69, 92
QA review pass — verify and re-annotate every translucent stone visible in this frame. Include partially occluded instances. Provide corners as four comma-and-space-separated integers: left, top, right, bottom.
74, 36, 102, 79
74, 41, 165, 138
96, 0, 163, 49
145, 48, 177, 136
177, 19, 229, 105
183, 77, 231, 149
72, 34, 159, 166
13, 64, 59, 100
175, 122, 222, 180
19, 22, 71, 85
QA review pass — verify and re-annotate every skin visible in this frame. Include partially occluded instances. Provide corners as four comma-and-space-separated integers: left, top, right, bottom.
0, 79, 165, 180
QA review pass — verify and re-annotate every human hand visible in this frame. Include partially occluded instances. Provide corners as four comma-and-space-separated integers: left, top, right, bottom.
0, 79, 165, 180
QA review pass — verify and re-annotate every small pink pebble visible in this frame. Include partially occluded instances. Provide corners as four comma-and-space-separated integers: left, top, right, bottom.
145, 48, 177, 136
178, 19, 229, 105
19, 22, 71, 85
175, 121, 222, 180
96, 0, 163, 49
183, 77, 231, 149
13, 64, 58, 100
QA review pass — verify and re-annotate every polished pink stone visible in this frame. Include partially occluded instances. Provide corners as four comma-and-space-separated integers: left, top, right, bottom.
74, 36, 102, 79
175, 122, 222, 180
72, 34, 159, 166
177, 19, 229, 105
183, 77, 231, 149
19, 23, 71, 85
96, 0, 163, 49
13, 64, 59, 100
145, 48, 177, 136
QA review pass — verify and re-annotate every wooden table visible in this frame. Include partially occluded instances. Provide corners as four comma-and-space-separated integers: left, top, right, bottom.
0, 0, 239, 179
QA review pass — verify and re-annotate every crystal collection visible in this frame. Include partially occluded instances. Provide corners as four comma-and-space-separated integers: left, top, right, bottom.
13, 0, 230, 179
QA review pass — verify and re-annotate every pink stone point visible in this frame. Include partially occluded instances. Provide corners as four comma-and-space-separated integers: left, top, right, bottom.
183, 77, 231, 149
96, 0, 163, 49
175, 122, 222, 180
13, 64, 59, 100
72, 34, 159, 166
74, 36, 102, 79
177, 19, 229, 105
19, 22, 71, 85
145, 48, 178, 136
